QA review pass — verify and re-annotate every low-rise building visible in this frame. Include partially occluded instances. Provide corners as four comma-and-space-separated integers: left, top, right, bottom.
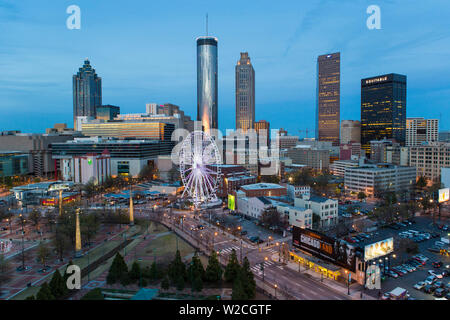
210, 165, 256, 198
236, 194, 273, 219
294, 195, 338, 228
286, 184, 310, 200
275, 203, 313, 229
344, 163, 416, 197
330, 160, 360, 177
71, 151, 111, 185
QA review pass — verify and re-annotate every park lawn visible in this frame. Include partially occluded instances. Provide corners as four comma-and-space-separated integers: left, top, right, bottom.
136, 233, 196, 268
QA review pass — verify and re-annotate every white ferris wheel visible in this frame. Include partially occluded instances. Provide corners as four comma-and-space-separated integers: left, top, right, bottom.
179, 130, 222, 207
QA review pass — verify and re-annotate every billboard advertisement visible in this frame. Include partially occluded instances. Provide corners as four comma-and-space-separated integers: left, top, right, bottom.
438, 188, 449, 203
364, 238, 394, 261
228, 194, 235, 211
292, 227, 359, 272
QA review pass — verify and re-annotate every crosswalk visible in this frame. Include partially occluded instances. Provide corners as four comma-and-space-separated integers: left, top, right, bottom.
266, 248, 278, 255
250, 260, 275, 275
219, 246, 241, 255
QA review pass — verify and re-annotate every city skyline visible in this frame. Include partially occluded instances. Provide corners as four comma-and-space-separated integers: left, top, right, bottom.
1, 0, 450, 135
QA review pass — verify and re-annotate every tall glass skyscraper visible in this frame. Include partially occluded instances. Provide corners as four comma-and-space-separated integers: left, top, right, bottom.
73, 59, 102, 127
235, 52, 255, 132
316, 52, 340, 146
361, 73, 407, 156
197, 36, 218, 132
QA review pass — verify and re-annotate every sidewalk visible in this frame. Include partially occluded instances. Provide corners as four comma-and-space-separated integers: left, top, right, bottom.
285, 261, 376, 300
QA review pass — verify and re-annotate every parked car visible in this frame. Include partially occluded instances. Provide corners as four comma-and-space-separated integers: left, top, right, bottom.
434, 288, 447, 297
424, 276, 436, 285
413, 281, 426, 290
388, 271, 399, 278
381, 293, 391, 300
428, 270, 444, 279
423, 284, 435, 294
433, 281, 444, 289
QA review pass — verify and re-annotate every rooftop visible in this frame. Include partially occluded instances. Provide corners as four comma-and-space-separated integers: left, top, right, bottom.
240, 183, 285, 191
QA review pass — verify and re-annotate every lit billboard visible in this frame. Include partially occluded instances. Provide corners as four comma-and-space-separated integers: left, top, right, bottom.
292, 227, 360, 272
364, 238, 394, 261
228, 194, 235, 211
438, 188, 449, 203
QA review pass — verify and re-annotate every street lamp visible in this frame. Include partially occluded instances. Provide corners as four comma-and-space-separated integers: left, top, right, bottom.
345, 270, 350, 295
274, 284, 277, 298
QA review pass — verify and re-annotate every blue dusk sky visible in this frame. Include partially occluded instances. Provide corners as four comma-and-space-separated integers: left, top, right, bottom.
0, 0, 449, 136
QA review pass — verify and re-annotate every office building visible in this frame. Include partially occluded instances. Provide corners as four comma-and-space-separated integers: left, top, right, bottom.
235, 52, 255, 132
52, 137, 174, 178
96, 105, 120, 121
316, 52, 340, 146
236, 196, 273, 220
287, 146, 330, 170
409, 142, 450, 182
344, 164, 416, 197
361, 74, 407, 155
72, 152, 111, 185
340, 120, 361, 144
0, 151, 29, 177
197, 36, 218, 132
73, 59, 102, 127
275, 203, 313, 229
0, 133, 75, 178
330, 159, 360, 177
339, 142, 362, 160
439, 131, 450, 142
210, 165, 256, 198
255, 120, 270, 147
406, 118, 439, 147
81, 122, 174, 140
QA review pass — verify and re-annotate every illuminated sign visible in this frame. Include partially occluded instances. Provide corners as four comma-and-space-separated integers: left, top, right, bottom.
439, 188, 449, 203
292, 227, 359, 272
364, 237, 394, 261
228, 194, 235, 211
365, 76, 388, 85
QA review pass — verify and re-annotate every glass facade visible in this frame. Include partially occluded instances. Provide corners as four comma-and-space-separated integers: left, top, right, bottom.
235, 52, 255, 132
0, 152, 29, 177
73, 59, 102, 127
197, 36, 218, 132
361, 73, 407, 155
81, 122, 174, 140
96, 105, 120, 121
316, 53, 340, 146
51, 140, 174, 159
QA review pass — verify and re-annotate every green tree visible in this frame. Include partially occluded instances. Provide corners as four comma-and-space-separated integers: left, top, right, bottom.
205, 251, 223, 283
241, 257, 256, 299
168, 250, 186, 285
161, 276, 170, 291
25, 295, 35, 300
231, 269, 247, 300
106, 253, 129, 285
224, 250, 240, 283
49, 269, 66, 299
260, 175, 280, 184
129, 261, 141, 284
36, 282, 55, 300
29, 209, 41, 232
175, 274, 185, 291
188, 254, 204, 292
37, 242, 51, 268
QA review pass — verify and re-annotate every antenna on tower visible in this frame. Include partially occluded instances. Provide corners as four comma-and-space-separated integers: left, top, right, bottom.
206, 13, 208, 36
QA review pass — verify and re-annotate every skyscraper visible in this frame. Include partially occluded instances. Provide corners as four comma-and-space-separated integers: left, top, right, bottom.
316, 52, 340, 146
235, 52, 255, 132
197, 36, 218, 132
340, 120, 361, 144
73, 59, 102, 127
361, 73, 407, 155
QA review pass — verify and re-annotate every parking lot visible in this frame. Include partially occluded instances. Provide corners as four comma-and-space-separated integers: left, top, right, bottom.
365, 217, 450, 300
